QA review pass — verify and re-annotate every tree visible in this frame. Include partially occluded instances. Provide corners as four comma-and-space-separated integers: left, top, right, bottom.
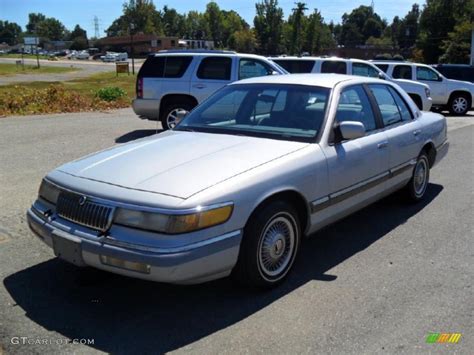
397, 4, 420, 49
418, 0, 472, 63
69, 25, 87, 40
222, 10, 248, 47
26, 13, 46, 33
204, 2, 224, 47
303, 9, 335, 54
287, 2, 308, 55
439, 21, 473, 63
254, 0, 284, 55
229, 29, 257, 52
0, 21, 22, 45
184, 11, 208, 39
162, 6, 186, 37
36, 18, 67, 40
123, 0, 161, 34
339, 6, 385, 46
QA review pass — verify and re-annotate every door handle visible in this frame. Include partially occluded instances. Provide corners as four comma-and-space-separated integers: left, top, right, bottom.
193, 84, 206, 89
377, 141, 389, 149
413, 129, 421, 136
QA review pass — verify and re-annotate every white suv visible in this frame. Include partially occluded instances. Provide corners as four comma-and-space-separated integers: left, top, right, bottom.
372, 60, 474, 115
133, 50, 287, 129
270, 56, 432, 111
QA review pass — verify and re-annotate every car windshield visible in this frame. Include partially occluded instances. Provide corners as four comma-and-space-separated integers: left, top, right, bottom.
175, 84, 330, 142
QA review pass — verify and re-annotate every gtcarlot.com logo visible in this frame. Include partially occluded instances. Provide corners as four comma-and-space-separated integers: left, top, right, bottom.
426, 333, 462, 344
11, 337, 95, 345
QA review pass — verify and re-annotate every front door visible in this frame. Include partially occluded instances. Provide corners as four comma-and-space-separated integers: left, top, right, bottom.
321, 84, 390, 210
415, 66, 447, 104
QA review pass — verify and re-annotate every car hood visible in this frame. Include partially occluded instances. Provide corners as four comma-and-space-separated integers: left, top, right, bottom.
392, 78, 429, 89
56, 130, 309, 199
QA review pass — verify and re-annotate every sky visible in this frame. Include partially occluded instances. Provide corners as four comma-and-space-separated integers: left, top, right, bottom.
1, 0, 424, 38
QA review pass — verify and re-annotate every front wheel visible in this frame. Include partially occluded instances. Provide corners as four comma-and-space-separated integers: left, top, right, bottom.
448, 94, 470, 115
404, 152, 430, 202
233, 201, 301, 288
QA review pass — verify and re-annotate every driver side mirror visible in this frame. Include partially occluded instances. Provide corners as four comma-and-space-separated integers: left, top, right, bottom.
338, 121, 366, 140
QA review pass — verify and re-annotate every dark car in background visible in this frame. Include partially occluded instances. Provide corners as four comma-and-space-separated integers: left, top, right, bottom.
432, 64, 474, 83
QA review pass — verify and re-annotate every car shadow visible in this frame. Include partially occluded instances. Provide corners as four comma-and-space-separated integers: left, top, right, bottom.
3, 184, 443, 353
115, 129, 163, 144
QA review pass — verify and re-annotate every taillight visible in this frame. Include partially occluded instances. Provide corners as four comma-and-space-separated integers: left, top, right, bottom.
137, 77, 143, 98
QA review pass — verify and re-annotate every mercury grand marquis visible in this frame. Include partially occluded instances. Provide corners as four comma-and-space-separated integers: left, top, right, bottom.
27, 74, 449, 288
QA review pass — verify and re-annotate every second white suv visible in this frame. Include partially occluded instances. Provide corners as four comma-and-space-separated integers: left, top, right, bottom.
373, 60, 474, 115
270, 56, 432, 111
133, 50, 287, 129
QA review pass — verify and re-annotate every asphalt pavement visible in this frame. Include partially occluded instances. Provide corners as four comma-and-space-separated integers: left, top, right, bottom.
0, 109, 472, 354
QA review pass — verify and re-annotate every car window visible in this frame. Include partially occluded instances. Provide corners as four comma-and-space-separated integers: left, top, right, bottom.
177, 84, 330, 141
138, 56, 164, 77
272, 59, 315, 73
388, 86, 413, 121
239, 58, 274, 80
163, 56, 193, 78
321, 61, 347, 74
369, 84, 403, 126
352, 62, 379, 78
374, 64, 389, 73
197, 57, 232, 80
392, 65, 413, 79
416, 66, 440, 81
335, 85, 376, 131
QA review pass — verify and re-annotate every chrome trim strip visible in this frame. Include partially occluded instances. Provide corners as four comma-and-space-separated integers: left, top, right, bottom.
310, 158, 416, 214
102, 230, 242, 253
44, 178, 233, 215
436, 139, 448, 150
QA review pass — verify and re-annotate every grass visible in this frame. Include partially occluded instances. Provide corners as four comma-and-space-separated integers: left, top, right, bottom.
0, 53, 50, 60
0, 71, 136, 116
0, 63, 79, 76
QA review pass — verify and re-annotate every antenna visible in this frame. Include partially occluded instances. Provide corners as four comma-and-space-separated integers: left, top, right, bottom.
93, 16, 100, 38
371, 0, 375, 12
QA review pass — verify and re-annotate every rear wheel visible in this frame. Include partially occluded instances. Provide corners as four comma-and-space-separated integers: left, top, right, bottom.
233, 201, 301, 288
160, 102, 194, 130
404, 152, 430, 202
448, 93, 470, 115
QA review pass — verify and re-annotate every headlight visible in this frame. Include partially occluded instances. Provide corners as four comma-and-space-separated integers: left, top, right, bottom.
38, 179, 60, 204
425, 87, 431, 98
114, 203, 233, 234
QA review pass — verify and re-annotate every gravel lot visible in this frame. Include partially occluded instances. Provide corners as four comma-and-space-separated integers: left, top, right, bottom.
0, 109, 472, 354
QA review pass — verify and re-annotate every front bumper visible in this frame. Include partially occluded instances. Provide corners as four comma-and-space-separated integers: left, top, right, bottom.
132, 99, 160, 120
27, 207, 242, 284
422, 96, 433, 111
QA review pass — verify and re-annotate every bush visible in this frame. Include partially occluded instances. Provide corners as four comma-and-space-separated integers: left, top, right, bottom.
95, 86, 126, 101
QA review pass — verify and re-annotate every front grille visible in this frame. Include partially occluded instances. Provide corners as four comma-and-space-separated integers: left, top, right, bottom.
56, 192, 114, 232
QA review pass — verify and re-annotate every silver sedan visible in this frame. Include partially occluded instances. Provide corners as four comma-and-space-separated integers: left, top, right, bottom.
27, 74, 449, 288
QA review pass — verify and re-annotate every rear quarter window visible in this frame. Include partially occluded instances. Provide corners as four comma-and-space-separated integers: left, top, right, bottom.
321, 61, 347, 74
273, 59, 315, 73
392, 65, 413, 79
138, 56, 192, 78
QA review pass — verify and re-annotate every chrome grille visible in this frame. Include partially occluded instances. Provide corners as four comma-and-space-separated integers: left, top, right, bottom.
56, 192, 114, 232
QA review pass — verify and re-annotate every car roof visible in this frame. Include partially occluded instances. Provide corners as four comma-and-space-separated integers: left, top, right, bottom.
151, 51, 269, 60
270, 56, 371, 64
371, 60, 414, 65
231, 73, 384, 88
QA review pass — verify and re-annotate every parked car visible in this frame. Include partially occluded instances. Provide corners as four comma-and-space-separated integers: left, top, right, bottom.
132, 50, 288, 129
270, 56, 432, 111
28, 74, 448, 288
71, 50, 89, 60
372, 60, 474, 115
431, 64, 474, 83
100, 52, 128, 62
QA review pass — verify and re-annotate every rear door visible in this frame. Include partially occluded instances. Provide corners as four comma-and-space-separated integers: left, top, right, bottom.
319, 60, 347, 74
351, 62, 380, 78
191, 56, 234, 103
367, 84, 422, 186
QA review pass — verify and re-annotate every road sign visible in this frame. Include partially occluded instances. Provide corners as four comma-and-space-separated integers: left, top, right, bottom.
24, 37, 39, 45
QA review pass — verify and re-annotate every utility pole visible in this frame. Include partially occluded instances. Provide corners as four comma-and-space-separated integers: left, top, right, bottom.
130, 23, 135, 75
35, 34, 40, 69
471, 28, 474, 66
93, 16, 100, 39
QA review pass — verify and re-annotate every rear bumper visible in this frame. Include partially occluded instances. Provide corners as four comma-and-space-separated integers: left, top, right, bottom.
27, 207, 242, 285
132, 99, 160, 120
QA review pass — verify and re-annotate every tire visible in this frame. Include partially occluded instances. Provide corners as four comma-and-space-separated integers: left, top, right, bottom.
233, 201, 301, 288
404, 151, 430, 202
160, 102, 194, 130
448, 93, 471, 116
